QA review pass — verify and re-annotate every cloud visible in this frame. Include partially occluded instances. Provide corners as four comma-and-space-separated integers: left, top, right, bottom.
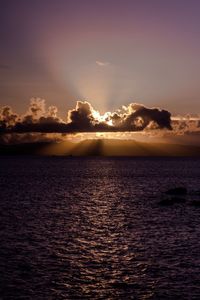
66, 101, 111, 132
0, 132, 64, 145
66, 101, 172, 132
171, 116, 200, 135
0, 106, 19, 129
96, 60, 110, 67
0, 99, 172, 137
0, 98, 65, 134
1, 100, 200, 146
109, 103, 172, 131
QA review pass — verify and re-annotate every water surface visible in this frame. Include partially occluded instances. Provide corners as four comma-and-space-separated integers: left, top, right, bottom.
0, 157, 200, 299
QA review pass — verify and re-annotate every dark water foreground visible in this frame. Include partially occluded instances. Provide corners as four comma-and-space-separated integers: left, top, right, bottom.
0, 157, 200, 299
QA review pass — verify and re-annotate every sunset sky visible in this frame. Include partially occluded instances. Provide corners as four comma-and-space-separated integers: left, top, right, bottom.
1, 0, 200, 118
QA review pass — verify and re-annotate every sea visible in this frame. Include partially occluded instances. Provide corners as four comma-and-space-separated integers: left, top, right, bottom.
0, 157, 200, 299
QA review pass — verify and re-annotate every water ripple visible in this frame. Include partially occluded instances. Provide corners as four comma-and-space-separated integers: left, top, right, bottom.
0, 157, 200, 299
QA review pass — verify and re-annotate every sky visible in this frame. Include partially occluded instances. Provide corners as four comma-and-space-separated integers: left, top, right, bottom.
1, 0, 200, 119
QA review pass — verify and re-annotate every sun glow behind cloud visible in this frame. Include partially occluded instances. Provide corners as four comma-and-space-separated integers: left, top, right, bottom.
2, 0, 200, 118
1, 98, 200, 148
40, 34, 137, 113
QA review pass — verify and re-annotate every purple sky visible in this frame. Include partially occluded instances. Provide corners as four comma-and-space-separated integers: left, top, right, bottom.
1, 0, 200, 117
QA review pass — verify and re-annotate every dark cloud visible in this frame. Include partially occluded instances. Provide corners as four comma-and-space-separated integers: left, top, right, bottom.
67, 101, 95, 131
0, 98, 172, 135
110, 104, 172, 131
64, 101, 172, 132
0, 133, 63, 145
0, 98, 65, 134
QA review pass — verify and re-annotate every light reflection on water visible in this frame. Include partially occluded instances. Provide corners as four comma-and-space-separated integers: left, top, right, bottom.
0, 157, 200, 299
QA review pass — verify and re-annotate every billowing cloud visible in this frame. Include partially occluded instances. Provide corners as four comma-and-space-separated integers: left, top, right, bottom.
1, 99, 200, 146
0, 98, 172, 136
0, 106, 19, 130
172, 116, 200, 135
109, 103, 172, 131
0, 98, 65, 134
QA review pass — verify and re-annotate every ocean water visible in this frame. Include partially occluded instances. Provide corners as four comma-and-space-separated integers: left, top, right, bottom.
0, 157, 200, 300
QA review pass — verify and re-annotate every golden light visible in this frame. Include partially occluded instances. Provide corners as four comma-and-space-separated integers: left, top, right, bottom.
91, 108, 113, 126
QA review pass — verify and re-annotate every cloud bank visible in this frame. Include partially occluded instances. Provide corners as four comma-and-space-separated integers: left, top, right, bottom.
0, 98, 172, 135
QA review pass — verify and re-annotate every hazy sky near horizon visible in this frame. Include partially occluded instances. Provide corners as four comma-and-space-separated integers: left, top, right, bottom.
1, 0, 200, 117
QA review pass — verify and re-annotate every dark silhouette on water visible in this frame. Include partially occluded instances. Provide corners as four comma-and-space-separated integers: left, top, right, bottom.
165, 187, 187, 195
158, 197, 186, 206
190, 200, 200, 207
158, 187, 200, 207
159, 187, 187, 205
